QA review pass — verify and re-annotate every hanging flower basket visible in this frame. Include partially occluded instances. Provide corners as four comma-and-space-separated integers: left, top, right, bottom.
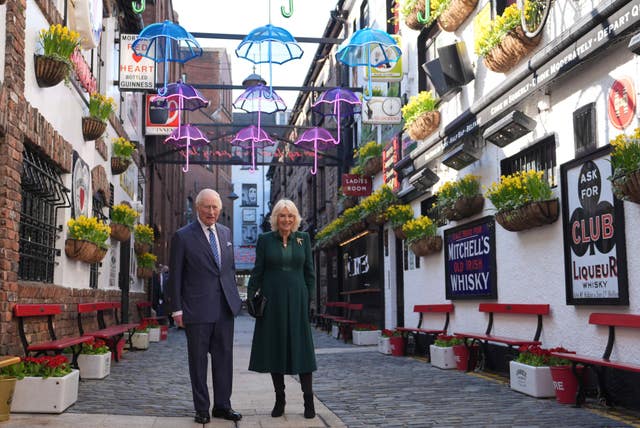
82, 117, 107, 141
111, 157, 131, 175
438, 0, 478, 32
404, 0, 427, 31
407, 111, 440, 141
362, 156, 382, 176
136, 267, 153, 278
110, 223, 132, 242
483, 26, 541, 73
65, 239, 99, 263
33, 54, 68, 88
442, 194, 485, 221
495, 198, 560, 232
612, 169, 640, 203
393, 226, 406, 240
85, 246, 107, 264
409, 236, 442, 257
134, 241, 151, 255
366, 213, 386, 227
342, 196, 358, 210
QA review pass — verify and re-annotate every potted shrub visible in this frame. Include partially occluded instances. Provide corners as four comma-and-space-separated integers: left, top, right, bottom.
130, 321, 151, 350
434, 174, 484, 221
509, 345, 574, 398
133, 224, 154, 255
72, 338, 111, 380
83, 92, 116, 141
65, 215, 110, 263
0, 356, 79, 413
386, 204, 414, 240
352, 324, 381, 346
402, 215, 442, 256
34, 24, 80, 87
402, 91, 439, 141
356, 141, 383, 176
136, 252, 157, 278
110, 203, 139, 242
608, 129, 640, 203
378, 329, 397, 354
111, 137, 136, 175
361, 185, 398, 227
429, 334, 463, 369
485, 170, 559, 231
474, 3, 541, 73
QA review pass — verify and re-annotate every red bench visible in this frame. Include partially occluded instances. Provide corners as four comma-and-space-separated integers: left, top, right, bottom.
454, 303, 550, 371
550, 313, 640, 407
333, 303, 364, 343
77, 302, 139, 362
317, 302, 348, 332
14, 304, 93, 369
397, 304, 454, 357
136, 301, 167, 325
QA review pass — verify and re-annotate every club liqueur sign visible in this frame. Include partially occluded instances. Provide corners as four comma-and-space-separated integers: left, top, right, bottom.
445, 217, 497, 300
561, 146, 629, 305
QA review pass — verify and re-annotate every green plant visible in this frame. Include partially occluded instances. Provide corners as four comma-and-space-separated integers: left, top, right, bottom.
516, 345, 575, 366
354, 323, 379, 331
433, 334, 463, 347
609, 129, 640, 180
356, 141, 383, 166
484, 170, 553, 212
67, 215, 111, 248
349, 164, 364, 175
399, 0, 450, 25
381, 329, 402, 337
137, 252, 157, 269
88, 93, 117, 122
401, 91, 438, 130
135, 320, 151, 333
66, 338, 109, 355
361, 185, 398, 217
474, 3, 521, 57
134, 224, 155, 245
38, 24, 81, 65
110, 203, 139, 228
385, 204, 414, 228
401, 215, 437, 244
112, 137, 136, 159
434, 174, 481, 212
0, 356, 72, 379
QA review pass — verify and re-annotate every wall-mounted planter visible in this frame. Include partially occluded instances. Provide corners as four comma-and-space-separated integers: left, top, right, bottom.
442, 195, 485, 221
65, 239, 102, 263
111, 157, 131, 175
34, 54, 68, 88
110, 223, 131, 242
136, 267, 153, 278
409, 236, 442, 257
404, 0, 428, 31
483, 26, 541, 73
495, 198, 559, 232
134, 241, 151, 255
407, 111, 440, 141
438, 0, 478, 32
82, 117, 107, 141
612, 169, 640, 203
362, 156, 382, 176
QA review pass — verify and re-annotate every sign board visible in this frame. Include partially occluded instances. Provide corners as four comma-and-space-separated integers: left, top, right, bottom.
119, 34, 156, 91
367, 35, 403, 82
383, 136, 400, 191
362, 97, 402, 124
445, 217, 497, 300
608, 77, 635, 130
560, 145, 628, 305
341, 174, 372, 197
145, 94, 179, 135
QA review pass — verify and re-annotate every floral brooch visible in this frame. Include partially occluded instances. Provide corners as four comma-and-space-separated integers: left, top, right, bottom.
296, 237, 303, 246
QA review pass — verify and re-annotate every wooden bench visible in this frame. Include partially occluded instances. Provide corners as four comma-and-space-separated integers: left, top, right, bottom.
77, 302, 139, 362
550, 313, 640, 407
136, 301, 167, 325
317, 302, 348, 332
454, 303, 550, 371
397, 304, 454, 357
14, 304, 93, 369
333, 303, 364, 343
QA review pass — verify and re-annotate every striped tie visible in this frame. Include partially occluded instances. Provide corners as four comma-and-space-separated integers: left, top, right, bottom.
208, 227, 221, 266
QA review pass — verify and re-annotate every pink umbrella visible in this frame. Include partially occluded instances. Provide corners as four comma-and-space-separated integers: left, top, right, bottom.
294, 127, 338, 175
164, 124, 209, 172
231, 125, 276, 172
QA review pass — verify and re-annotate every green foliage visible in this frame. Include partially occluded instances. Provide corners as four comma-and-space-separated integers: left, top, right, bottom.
484, 170, 553, 212
433, 334, 463, 347
360, 185, 398, 216
516, 345, 574, 366
110, 203, 139, 228
474, 4, 521, 57
385, 204, 414, 228
39, 24, 80, 64
0, 356, 72, 379
112, 137, 136, 159
136, 252, 157, 269
401, 215, 437, 243
609, 129, 640, 179
67, 215, 111, 248
88, 93, 116, 122
401, 91, 438, 129
434, 174, 481, 212
134, 224, 155, 244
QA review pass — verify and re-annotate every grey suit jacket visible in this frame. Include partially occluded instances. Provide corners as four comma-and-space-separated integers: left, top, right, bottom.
167, 221, 242, 323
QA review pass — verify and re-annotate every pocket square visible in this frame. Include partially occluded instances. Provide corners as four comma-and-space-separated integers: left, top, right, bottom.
226, 241, 232, 247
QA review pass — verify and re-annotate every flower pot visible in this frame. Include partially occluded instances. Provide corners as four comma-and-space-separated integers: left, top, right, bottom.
85, 245, 107, 264
404, 0, 428, 30
409, 236, 442, 257
429, 345, 457, 369
612, 169, 640, 203
0, 376, 16, 422
483, 26, 541, 73
393, 226, 406, 240
352, 330, 380, 346
550, 365, 585, 404
437, 0, 478, 32
389, 336, 405, 356
509, 361, 555, 398
134, 241, 151, 255
362, 156, 382, 176
148, 327, 161, 342
495, 198, 560, 232
452, 344, 478, 371
77, 352, 111, 380
130, 332, 150, 350
34, 54, 68, 88
136, 267, 153, 279
378, 336, 392, 354
443, 194, 485, 221
82, 117, 107, 141
11, 369, 79, 413
111, 157, 131, 175
110, 223, 132, 242
64, 239, 99, 263
407, 111, 440, 141
160, 325, 169, 341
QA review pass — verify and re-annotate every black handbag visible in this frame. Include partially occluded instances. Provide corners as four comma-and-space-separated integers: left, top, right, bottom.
247, 289, 267, 318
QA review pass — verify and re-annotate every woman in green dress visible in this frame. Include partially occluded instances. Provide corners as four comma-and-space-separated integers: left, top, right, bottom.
248, 199, 317, 419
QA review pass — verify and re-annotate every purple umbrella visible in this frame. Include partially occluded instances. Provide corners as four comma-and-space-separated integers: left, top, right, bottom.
231, 125, 276, 172
294, 127, 338, 175
152, 80, 210, 112
311, 88, 361, 144
233, 85, 286, 148
164, 124, 209, 172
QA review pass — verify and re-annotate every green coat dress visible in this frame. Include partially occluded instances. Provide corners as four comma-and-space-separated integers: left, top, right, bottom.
248, 230, 317, 374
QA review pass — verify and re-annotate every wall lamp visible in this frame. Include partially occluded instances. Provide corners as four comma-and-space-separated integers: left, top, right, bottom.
408, 168, 440, 192
442, 138, 482, 170
482, 110, 536, 147
393, 155, 414, 179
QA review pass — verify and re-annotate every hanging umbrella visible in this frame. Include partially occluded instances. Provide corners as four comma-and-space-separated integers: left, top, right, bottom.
233, 84, 286, 149
235, 24, 303, 94
164, 124, 209, 172
311, 87, 361, 144
132, 20, 203, 95
231, 125, 276, 172
335, 28, 401, 100
152, 80, 210, 112
294, 127, 338, 175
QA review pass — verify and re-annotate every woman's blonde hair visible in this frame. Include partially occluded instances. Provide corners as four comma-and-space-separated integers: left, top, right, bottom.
270, 199, 301, 232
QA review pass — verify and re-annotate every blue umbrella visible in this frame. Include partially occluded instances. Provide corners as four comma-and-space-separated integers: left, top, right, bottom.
336, 28, 401, 100
235, 24, 303, 95
132, 20, 203, 95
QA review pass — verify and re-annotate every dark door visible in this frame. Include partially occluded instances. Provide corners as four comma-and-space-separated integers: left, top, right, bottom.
119, 240, 131, 322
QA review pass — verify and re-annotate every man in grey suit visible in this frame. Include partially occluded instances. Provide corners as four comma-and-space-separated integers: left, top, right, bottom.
168, 188, 243, 424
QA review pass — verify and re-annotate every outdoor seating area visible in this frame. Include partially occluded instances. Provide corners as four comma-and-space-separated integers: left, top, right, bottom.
77, 302, 139, 362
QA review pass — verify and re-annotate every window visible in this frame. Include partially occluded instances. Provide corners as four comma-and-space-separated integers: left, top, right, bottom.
573, 103, 597, 157
19, 147, 71, 283
500, 136, 557, 187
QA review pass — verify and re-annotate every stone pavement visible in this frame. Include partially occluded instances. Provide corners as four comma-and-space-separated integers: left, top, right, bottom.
4, 313, 638, 427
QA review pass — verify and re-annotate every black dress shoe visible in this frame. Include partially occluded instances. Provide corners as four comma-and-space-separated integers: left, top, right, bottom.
194, 412, 210, 424
212, 407, 242, 421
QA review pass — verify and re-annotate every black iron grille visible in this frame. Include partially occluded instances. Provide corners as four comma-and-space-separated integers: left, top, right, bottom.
500, 136, 557, 187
